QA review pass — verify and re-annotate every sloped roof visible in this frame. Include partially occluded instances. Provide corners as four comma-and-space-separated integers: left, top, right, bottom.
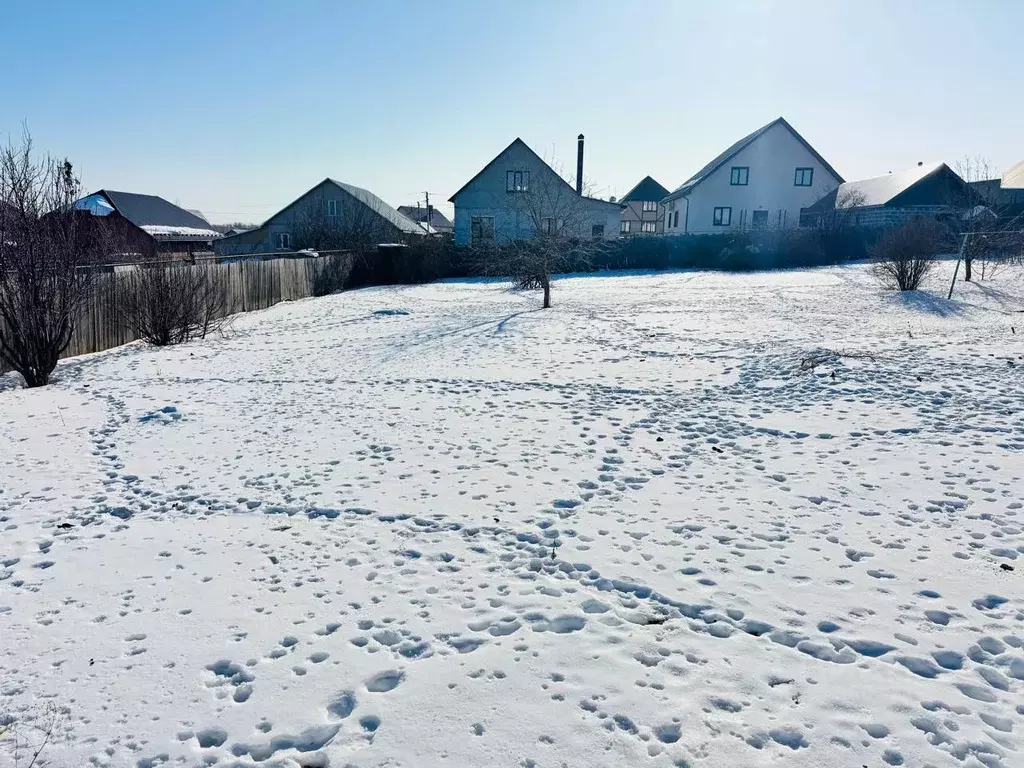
328, 180, 423, 234
803, 162, 949, 213
664, 117, 844, 202
621, 176, 670, 203
218, 178, 424, 242
97, 190, 220, 240
1002, 160, 1024, 190
449, 137, 623, 208
398, 205, 454, 229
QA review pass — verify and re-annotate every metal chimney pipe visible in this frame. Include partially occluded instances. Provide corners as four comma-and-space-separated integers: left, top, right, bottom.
576, 134, 585, 195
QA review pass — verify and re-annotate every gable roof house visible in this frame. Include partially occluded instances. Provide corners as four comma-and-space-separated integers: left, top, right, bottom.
662, 117, 844, 235
449, 135, 623, 245
619, 176, 669, 235
74, 190, 221, 259
968, 160, 1024, 216
800, 162, 980, 229
214, 179, 428, 256
398, 205, 453, 235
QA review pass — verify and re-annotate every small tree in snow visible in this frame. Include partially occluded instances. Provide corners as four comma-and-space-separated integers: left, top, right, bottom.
471, 163, 610, 308
0, 130, 111, 387
871, 218, 946, 291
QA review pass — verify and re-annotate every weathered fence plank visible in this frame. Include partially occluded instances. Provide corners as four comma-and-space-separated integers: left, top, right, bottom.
1, 254, 343, 376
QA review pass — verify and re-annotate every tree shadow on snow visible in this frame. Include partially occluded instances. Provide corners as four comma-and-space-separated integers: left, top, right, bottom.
888, 290, 965, 318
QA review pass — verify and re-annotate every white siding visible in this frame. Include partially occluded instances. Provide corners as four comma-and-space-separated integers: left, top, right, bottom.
667, 122, 841, 235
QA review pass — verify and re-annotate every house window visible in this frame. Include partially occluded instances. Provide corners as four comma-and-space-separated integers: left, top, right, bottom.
471, 216, 494, 242
641, 221, 657, 233
641, 200, 658, 212
325, 199, 340, 217
751, 210, 768, 229
541, 217, 555, 234
620, 220, 631, 234
591, 224, 604, 238
277, 232, 291, 249
506, 170, 530, 193
730, 166, 749, 186
794, 167, 814, 186
713, 207, 732, 226
673, 210, 680, 228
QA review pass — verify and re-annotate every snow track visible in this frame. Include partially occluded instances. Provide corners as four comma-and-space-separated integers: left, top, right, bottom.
1, 263, 1022, 767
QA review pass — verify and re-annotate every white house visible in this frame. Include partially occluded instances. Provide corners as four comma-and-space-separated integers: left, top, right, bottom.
449, 136, 623, 245
662, 117, 844, 234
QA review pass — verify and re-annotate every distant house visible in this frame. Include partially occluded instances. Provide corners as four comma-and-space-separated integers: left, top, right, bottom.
619, 176, 669, 235
449, 135, 623, 245
968, 160, 1024, 215
74, 190, 221, 259
662, 117, 843, 234
214, 178, 427, 256
398, 205, 453, 235
800, 162, 980, 229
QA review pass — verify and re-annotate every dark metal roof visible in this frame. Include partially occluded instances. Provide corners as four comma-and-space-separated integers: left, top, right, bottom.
663, 117, 844, 202
398, 206, 453, 229
100, 190, 216, 232
620, 176, 669, 203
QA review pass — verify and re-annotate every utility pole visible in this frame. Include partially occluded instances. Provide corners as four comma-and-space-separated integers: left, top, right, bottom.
424, 191, 433, 233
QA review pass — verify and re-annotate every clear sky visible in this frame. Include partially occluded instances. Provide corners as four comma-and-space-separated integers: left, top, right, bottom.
2, 0, 1020, 224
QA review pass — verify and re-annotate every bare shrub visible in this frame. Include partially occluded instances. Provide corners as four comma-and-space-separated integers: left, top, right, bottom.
871, 218, 947, 291
1, 701, 70, 768
0, 130, 115, 387
311, 252, 354, 297
119, 262, 227, 346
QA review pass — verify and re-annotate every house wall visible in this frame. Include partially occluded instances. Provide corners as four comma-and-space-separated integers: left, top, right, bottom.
620, 201, 665, 235
665, 122, 842, 235
452, 142, 619, 244
215, 181, 404, 255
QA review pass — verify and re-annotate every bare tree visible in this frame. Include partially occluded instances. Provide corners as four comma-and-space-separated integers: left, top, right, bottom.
471, 162, 612, 308
0, 130, 112, 387
293, 192, 398, 253
815, 186, 868, 235
118, 262, 227, 346
947, 155, 1023, 282
871, 218, 947, 291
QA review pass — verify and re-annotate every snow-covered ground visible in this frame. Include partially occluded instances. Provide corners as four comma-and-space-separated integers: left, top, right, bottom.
1, 262, 1022, 768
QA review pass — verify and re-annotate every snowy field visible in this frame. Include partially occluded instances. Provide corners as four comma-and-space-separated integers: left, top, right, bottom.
1, 261, 1022, 768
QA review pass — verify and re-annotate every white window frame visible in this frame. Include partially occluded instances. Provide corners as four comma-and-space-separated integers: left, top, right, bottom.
326, 199, 339, 217
712, 207, 732, 227
620, 220, 631, 234
278, 232, 291, 249
641, 200, 658, 213
641, 221, 657, 233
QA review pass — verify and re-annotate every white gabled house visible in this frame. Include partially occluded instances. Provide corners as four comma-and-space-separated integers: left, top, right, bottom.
662, 117, 844, 234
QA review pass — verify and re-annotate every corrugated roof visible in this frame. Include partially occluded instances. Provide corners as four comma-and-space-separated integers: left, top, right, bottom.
620, 176, 669, 203
398, 206, 453, 229
664, 117, 844, 202
327, 180, 423, 235
1002, 160, 1024, 190
99, 190, 220, 239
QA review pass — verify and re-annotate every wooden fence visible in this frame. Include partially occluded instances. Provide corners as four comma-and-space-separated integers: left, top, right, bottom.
1, 253, 349, 375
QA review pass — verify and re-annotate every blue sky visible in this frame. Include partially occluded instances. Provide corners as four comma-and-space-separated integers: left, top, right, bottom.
2, 0, 1020, 224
